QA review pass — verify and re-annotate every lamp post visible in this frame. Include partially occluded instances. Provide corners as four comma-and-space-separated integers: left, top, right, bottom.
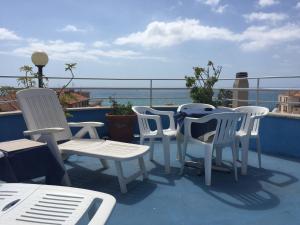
31, 51, 48, 88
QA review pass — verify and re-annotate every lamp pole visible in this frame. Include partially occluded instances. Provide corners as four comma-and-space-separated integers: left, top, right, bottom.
31, 51, 49, 88
37, 65, 44, 88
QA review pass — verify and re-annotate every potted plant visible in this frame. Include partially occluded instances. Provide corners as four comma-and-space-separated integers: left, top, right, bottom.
105, 98, 136, 142
185, 61, 222, 106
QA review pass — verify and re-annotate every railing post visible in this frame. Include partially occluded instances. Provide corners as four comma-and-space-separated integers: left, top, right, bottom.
256, 78, 260, 106
150, 79, 153, 107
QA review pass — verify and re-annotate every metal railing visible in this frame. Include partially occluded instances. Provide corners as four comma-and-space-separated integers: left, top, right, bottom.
1, 74, 300, 109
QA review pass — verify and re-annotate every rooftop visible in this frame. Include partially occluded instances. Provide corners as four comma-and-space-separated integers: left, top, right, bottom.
63, 140, 300, 225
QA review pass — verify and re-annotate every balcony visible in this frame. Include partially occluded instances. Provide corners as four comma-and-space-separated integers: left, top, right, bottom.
1, 75, 300, 224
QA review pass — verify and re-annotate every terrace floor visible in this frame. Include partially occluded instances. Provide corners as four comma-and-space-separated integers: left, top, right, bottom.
64, 141, 300, 225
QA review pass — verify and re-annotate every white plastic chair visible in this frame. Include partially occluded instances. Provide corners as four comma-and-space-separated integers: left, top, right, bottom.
234, 106, 269, 174
181, 112, 243, 186
176, 103, 215, 160
16, 88, 149, 193
177, 103, 215, 112
0, 183, 115, 225
132, 106, 177, 173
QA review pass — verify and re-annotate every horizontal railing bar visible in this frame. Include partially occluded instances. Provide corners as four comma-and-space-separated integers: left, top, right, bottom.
2, 97, 293, 105
64, 87, 300, 91
1, 86, 298, 91
1, 75, 300, 81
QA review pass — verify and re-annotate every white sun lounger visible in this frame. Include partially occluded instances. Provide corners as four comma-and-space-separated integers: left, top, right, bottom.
16, 88, 149, 193
0, 183, 116, 225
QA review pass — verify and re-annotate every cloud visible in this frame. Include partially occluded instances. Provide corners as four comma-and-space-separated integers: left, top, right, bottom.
0, 27, 21, 41
7, 39, 161, 61
196, 0, 228, 14
239, 24, 300, 51
58, 25, 86, 33
115, 19, 300, 52
92, 41, 110, 48
115, 19, 238, 47
214, 4, 228, 13
258, 0, 279, 8
244, 12, 288, 24
296, 2, 300, 9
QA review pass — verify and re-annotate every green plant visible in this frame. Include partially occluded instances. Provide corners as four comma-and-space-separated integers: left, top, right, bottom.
108, 97, 134, 115
58, 63, 77, 117
18, 65, 36, 88
58, 63, 76, 98
217, 89, 233, 107
185, 61, 222, 105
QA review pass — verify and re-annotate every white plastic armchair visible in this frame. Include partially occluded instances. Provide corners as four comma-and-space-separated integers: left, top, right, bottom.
0, 183, 116, 225
132, 106, 177, 173
234, 106, 269, 174
176, 103, 215, 160
177, 103, 215, 112
181, 112, 243, 186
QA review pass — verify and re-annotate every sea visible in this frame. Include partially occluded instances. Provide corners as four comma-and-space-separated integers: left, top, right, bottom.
86, 89, 284, 110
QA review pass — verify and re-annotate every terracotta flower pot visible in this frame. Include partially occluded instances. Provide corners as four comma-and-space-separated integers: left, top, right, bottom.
105, 113, 137, 142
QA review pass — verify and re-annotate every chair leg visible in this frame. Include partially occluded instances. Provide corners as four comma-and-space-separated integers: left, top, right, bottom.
176, 138, 182, 162
149, 138, 154, 161
163, 136, 171, 174
256, 136, 262, 168
235, 138, 240, 162
100, 159, 109, 169
140, 137, 144, 145
114, 161, 127, 194
215, 147, 222, 166
61, 173, 71, 186
204, 145, 213, 186
241, 137, 249, 175
180, 139, 188, 175
232, 143, 238, 182
138, 157, 148, 180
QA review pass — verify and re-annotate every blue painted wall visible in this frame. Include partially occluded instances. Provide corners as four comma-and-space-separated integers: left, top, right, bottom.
1, 108, 299, 158
0, 113, 27, 141
256, 115, 300, 157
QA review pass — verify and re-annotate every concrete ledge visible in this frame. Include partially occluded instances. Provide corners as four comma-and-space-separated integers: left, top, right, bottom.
0, 110, 22, 117
268, 112, 300, 120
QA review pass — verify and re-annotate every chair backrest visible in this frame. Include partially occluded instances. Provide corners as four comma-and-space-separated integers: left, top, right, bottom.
234, 106, 269, 135
16, 88, 73, 142
186, 112, 243, 146
177, 103, 215, 112
132, 106, 155, 135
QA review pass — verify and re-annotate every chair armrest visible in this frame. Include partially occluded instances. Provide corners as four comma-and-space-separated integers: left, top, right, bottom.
139, 114, 163, 133
23, 128, 65, 136
139, 114, 160, 120
69, 122, 104, 139
68, 122, 104, 128
150, 109, 174, 117
148, 109, 175, 130
184, 116, 216, 140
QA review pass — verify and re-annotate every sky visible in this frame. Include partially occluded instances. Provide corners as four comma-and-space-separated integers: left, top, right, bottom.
1, 0, 300, 87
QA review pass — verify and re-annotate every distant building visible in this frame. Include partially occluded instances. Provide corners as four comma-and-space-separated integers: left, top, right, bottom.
0, 93, 19, 112
278, 91, 300, 114
0, 90, 90, 112
59, 90, 90, 108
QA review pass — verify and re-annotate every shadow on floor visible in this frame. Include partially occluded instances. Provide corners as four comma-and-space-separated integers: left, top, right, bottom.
65, 160, 157, 205
182, 163, 297, 210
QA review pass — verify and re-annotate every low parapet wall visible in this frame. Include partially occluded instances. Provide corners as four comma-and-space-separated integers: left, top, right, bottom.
1, 107, 299, 158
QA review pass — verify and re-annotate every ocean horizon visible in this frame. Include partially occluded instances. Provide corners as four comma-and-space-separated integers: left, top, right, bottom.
86, 89, 283, 110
